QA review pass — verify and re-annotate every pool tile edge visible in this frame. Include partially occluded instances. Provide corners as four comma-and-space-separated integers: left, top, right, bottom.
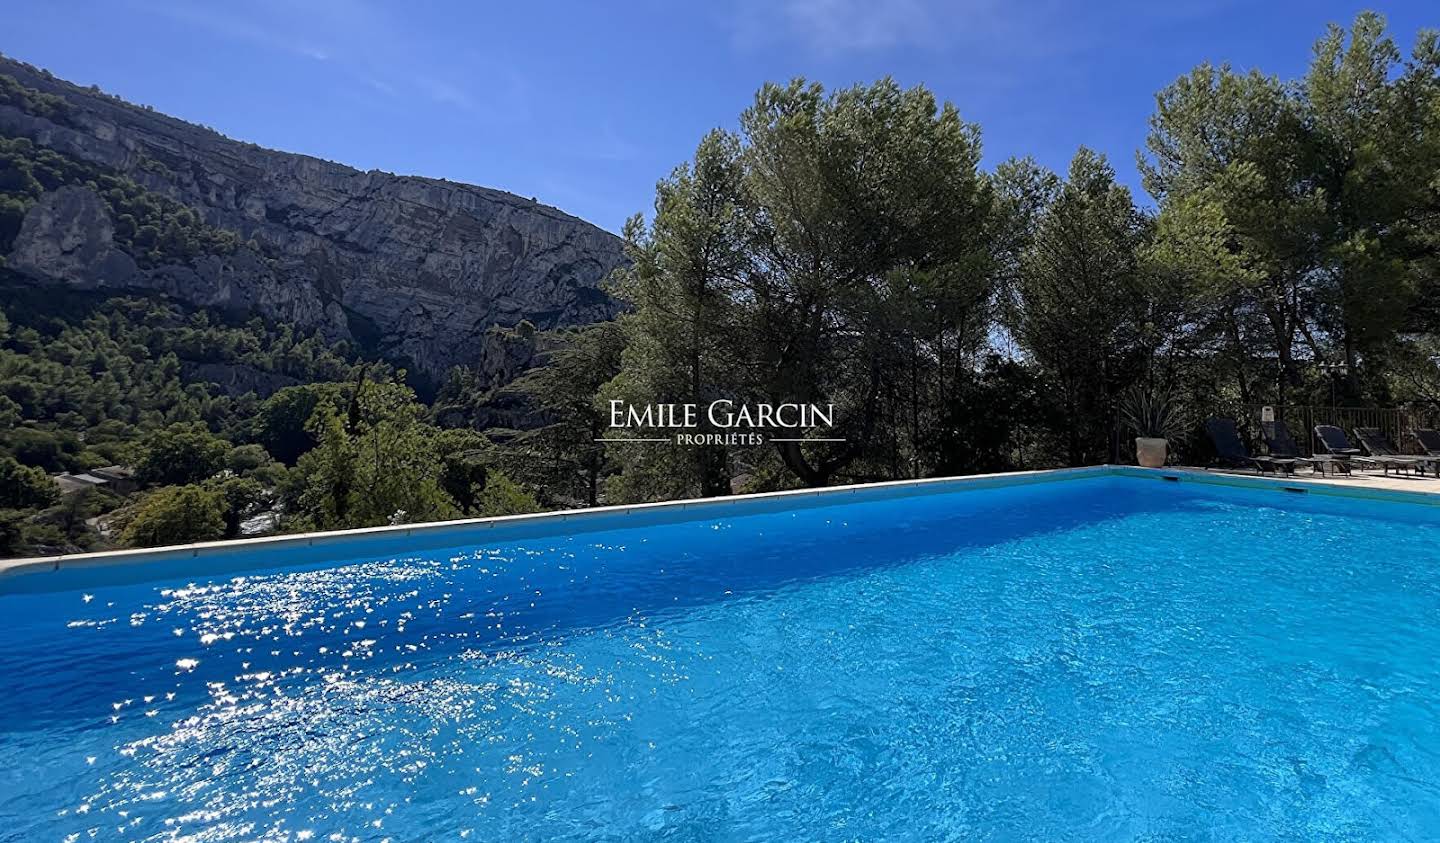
1114, 465, 1440, 507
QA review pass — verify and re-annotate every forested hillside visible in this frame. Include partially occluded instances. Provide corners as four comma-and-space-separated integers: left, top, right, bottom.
0, 276, 545, 556
0, 53, 616, 556
0, 52, 626, 383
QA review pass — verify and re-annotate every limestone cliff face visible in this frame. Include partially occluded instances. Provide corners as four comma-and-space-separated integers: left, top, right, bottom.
0, 58, 626, 381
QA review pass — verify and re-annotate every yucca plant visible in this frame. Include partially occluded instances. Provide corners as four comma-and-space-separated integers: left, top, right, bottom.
1118, 382, 1190, 441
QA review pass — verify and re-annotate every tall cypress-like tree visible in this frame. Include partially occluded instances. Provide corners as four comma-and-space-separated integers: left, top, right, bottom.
1005, 149, 1154, 465
603, 129, 749, 501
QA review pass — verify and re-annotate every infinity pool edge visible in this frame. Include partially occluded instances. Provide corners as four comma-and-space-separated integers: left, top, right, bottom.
6, 464, 1439, 589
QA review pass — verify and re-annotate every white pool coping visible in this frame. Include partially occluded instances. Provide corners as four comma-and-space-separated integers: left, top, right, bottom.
3, 463, 1438, 589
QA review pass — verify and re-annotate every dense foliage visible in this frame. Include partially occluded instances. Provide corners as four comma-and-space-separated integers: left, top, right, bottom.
1140, 15, 1440, 408
118, 484, 225, 548
0, 286, 536, 556
534, 12, 1440, 499
599, 79, 998, 498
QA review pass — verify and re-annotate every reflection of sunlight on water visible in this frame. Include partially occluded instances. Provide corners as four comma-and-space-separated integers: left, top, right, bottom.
76, 643, 621, 840
54, 548, 671, 840
53, 556, 473, 839
146, 556, 449, 644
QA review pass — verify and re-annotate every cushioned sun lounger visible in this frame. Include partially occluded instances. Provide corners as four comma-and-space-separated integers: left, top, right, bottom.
1353, 426, 1438, 476
1314, 424, 1391, 473
1206, 418, 1295, 475
1261, 420, 1345, 475
1415, 428, 1440, 457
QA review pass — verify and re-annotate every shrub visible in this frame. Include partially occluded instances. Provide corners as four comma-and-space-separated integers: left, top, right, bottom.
120, 485, 225, 548
477, 472, 540, 517
0, 455, 58, 509
225, 443, 275, 475
136, 422, 229, 486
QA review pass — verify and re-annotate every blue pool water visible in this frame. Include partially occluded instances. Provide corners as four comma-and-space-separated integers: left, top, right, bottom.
4, 475, 1440, 840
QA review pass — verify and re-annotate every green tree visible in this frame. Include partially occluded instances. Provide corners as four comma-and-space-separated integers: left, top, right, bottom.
1142, 12, 1440, 405
292, 405, 356, 529
605, 129, 749, 499
3, 428, 83, 472
739, 78, 995, 485
1005, 149, 1155, 465
507, 322, 624, 506
0, 455, 58, 509
606, 77, 997, 497
120, 485, 225, 548
1305, 14, 1440, 395
225, 443, 275, 476
347, 415, 457, 526
0, 509, 25, 557
477, 472, 540, 517
251, 384, 346, 464
434, 428, 492, 516
136, 422, 229, 486
289, 388, 461, 529
209, 475, 265, 538
1142, 61, 1321, 405
35, 487, 110, 549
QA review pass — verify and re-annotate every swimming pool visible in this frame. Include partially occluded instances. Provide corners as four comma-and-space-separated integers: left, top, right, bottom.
4, 470, 1440, 839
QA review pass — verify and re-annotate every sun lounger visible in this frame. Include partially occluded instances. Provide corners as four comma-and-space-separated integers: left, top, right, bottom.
1415, 428, 1440, 457
1353, 427, 1438, 475
1314, 424, 1390, 473
1315, 425, 1407, 474
1205, 418, 1296, 475
1261, 420, 1346, 475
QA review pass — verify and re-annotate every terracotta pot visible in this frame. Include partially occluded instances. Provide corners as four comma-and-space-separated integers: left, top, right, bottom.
1136, 437, 1168, 468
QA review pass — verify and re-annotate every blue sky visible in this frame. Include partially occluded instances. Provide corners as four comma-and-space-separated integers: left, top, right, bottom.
3, 1, 1433, 234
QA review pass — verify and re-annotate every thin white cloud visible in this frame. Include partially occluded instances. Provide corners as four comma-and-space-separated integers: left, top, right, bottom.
141, 2, 334, 62
781, 0, 942, 53
414, 76, 476, 111
364, 76, 398, 97
724, 0, 1206, 60
132, 0, 526, 126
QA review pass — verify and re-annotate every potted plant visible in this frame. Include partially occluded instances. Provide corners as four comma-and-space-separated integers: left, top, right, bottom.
1119, 383, 1189, 468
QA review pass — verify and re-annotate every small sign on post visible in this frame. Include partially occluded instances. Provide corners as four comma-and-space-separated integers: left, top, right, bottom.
1261, 406, 1275, 423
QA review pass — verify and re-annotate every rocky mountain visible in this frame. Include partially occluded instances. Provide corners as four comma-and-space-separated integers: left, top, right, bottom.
0, 56, 627, 386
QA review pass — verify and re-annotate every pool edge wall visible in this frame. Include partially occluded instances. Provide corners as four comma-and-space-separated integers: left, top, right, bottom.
0, 465, 1109, 591
6, 464, 1439, 593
